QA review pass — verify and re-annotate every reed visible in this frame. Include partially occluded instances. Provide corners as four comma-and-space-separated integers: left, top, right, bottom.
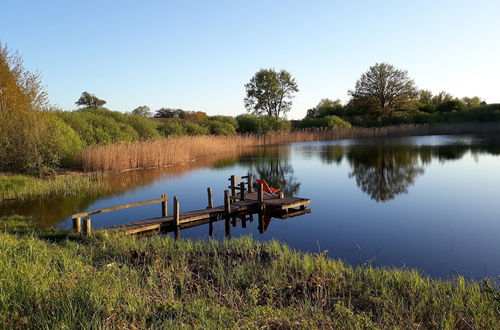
80, 122, 500, 172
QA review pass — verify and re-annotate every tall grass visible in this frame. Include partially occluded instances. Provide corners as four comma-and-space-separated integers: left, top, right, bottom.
0, 217, 498, 328
0, 173, 107, 201
81, 122, 500, 171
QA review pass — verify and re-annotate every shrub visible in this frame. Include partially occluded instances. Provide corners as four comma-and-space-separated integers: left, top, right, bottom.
157, 119, 187, 137
324, 115, 352, 129
204, 120, 237, 135
236, 114, 290, 134
182, 122, 210, 136
45, 117, 84, 167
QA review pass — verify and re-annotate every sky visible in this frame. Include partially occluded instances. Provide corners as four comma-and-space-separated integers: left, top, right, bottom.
1, 0, 499, 119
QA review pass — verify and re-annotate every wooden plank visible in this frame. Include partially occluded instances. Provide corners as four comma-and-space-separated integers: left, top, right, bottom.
72, 197, 164, 218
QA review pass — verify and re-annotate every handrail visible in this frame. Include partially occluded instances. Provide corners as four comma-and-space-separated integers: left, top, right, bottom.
72, 196, 166, 219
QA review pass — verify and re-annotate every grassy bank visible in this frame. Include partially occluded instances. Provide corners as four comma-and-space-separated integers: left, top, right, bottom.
0, 173, 107, 201
0, 216, 499, 328
81, 122, 500, 171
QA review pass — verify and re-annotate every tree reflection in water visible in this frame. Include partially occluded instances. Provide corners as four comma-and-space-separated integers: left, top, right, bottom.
240, 145, 301, 196
346, 145, 424, 202
315, 136, 500, 202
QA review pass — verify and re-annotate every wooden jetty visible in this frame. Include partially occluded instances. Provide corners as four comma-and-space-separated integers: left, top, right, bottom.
71, 174, 311, 236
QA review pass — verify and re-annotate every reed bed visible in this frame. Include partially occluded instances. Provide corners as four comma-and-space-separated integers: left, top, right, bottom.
81, 122, 500, 172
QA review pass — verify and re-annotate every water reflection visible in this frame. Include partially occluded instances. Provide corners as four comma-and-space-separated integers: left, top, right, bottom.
346, 145, 424, 202
241, 146, 300, 196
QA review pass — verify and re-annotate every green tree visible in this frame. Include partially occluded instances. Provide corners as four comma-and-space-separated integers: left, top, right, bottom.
306, 98, 344, 118
154, 108, 183, 118
244, 68, 299, 118
131, 105, 152, 117
348, 63, 417, 115
75, 92, 106, 108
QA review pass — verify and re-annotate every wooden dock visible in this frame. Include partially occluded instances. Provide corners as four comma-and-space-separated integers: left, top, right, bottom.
71, 174, 311, 236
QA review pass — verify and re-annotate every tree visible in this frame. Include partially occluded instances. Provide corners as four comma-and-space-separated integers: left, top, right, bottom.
154, 108, 184, 118
348, 63, 417, 115
75, 92, 106, 108
306, 98, 344, 118
0, 43, 48, 112
244, 68, 299, 118
131, 105, 152, 117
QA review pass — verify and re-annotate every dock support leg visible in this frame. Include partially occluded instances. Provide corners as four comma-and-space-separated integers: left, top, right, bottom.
161, 193, 168, 217
83, 217, 92, 236
209, 220, 214, 237
72, 217, 81, 233
279, 191, 284, 199
207, 187, 214, 209
242, 215, 247, 228
240, 182, 245, 201
225, 217, 231, 238
257, 212, 264, 234
173, 196, 180, 227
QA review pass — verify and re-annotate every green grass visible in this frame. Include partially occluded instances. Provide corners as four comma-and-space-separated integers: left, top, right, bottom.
0, 173, 107, 201
0, 216, 499, 328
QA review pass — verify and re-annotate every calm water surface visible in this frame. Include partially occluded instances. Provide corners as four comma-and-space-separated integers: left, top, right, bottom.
3, 134, 500, 279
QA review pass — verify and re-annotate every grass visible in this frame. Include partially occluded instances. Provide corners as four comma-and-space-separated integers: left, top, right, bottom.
80, 122, 500, 172
0, 173, 107, 201
0, 216, 499, 328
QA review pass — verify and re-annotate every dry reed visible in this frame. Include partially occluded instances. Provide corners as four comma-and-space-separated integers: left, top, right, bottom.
81, 122, 500, 172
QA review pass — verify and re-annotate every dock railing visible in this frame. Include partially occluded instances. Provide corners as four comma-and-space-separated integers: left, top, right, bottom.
71, 194, 168, 236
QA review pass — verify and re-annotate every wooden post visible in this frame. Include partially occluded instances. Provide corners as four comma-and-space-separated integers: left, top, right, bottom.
247, 173, 253, 193
72, 217, 81, 233
240, 182, 245, 201
257, 182, 264, 210
173, 196, 180, 227
242, 215, 247, 228
257, 212, 264, 234
207, 187, 213, 209
83, 217, 91, 236
208, 220, 214, 236
225, 217, 231, 238
161, 193, 168, 217
224, 190, 231, 215
174, 227, 180, 240
279, 191, 284, 199
230, 175, 236, 197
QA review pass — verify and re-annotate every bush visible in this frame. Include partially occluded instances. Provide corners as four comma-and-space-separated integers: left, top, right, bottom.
236, 114, 290, 134
324, 116, 352, 128
436, 100, 466, 113
204, 120, 237, 135
46, 117, 84, 167
293, 116, 351, 129
157, 119, 187, 137
182, 122, 210, 135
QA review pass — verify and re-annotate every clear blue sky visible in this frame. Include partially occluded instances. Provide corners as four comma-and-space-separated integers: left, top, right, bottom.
1, 0, 499, 119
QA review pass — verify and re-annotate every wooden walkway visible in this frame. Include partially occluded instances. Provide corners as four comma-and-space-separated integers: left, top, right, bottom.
71, 174, 311, 236
105, 192, 310, 235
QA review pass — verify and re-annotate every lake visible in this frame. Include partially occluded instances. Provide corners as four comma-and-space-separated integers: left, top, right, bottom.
2, 133, 500, 279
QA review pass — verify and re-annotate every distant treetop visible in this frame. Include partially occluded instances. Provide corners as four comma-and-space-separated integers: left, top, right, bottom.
75, 92, 106, 108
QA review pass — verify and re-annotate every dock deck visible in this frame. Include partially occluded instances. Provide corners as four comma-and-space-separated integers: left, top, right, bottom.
105, 192, 310, 235
71, 174, 311, 236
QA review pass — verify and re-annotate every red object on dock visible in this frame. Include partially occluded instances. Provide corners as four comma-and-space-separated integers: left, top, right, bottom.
256, 179, 280, 195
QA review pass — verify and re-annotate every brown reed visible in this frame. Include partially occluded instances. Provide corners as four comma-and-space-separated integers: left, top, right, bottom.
80, 122, 500, 172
